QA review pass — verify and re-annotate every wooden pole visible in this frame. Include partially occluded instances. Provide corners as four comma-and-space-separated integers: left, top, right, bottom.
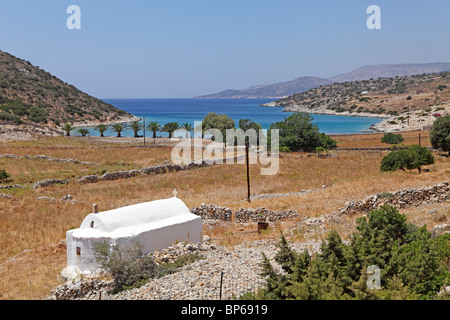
219, 271, 224, 300
419, 133, 421, 146
143, 117, 146, 147
246, 140, 251, 202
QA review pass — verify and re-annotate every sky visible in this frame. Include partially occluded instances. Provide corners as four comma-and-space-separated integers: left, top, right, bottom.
0, 0, 449, 98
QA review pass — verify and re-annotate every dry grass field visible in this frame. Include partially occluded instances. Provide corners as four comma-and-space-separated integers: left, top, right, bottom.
0, 132, 449, 299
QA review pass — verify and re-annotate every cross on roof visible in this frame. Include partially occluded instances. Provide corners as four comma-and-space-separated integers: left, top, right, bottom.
173, 189, 178, 198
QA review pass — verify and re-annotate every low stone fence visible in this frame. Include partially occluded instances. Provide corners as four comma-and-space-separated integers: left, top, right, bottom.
190, 204, 233, 221
78, 161, 210, 184
234, 207, 299, 223
190, 204, 300, 223
0, 154, 95, 165
31, 179, 69, 189
338, 181, 449, 215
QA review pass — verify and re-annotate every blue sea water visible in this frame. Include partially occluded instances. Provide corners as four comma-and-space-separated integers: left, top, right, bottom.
75, 98, 381, 137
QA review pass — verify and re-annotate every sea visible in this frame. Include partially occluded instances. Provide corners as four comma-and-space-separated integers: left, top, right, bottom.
74, 98, 382, 137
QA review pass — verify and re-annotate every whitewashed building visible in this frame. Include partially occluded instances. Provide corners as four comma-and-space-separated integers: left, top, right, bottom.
65, 195, 203, 276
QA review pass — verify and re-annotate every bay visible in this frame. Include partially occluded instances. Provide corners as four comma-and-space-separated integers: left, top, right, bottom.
74, 98, 381, 137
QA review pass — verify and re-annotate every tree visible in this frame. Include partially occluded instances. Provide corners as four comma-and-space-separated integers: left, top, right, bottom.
112, 123, 126, 138
61, 123, 74, 137
430, 114, 450, 156
146, 121, 161, 139
238, 119, 263, 146
95, 124, 108, 137
380, 145, 434, 173
161, 122, 179, 139
381, 132, 405, 145
269, 113, 336, 152
130, 121, 143, 138
180, 123, 193, 139
246, 205, 450, 300
77, 128, 89, 137
202, 113, 235, 145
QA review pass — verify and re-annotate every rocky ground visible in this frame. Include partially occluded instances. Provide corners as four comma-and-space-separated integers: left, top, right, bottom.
46, 238, 323, 301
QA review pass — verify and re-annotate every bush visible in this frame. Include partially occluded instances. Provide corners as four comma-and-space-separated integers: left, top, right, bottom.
430, 115, 450, 155
92, 239, 203, 293
0, 169, 10, 181
92, 240, 169, 293
381, 132, 405, 144
269, 113, 337, 152
381, 145, 434, 173
245, 206, 449, 300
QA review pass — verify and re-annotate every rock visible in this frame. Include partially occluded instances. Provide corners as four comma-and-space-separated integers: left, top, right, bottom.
431, 224, 450, 238
31, 179, 68, 189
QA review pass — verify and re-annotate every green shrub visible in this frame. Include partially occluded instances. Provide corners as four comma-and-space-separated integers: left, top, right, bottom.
430, 115, 450, 155
381, 132, 405, 145
381, 145, 434, 173
0, 169, 10, 181
92, 240, 170, 293
245, 206, 449, 300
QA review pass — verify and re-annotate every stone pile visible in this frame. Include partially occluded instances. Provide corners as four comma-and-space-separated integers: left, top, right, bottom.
46, 277, 112, 300
338, 182, 449, 215
0, 184, 26, 190
189, 204, 300, 223
234, 207, 300, 223
190, 204, 233, 222
31, 179, 69, 189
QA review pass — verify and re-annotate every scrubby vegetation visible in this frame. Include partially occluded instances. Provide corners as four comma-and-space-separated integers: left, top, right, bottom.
269, 113, 337, 152
92, 240, 203, 293
0, 50, 131, 126
380, 145, 435, 173
381, 132, 405, 145
274, 71, 450, 116
430, 115, 450, 155
243, 205, 450, 300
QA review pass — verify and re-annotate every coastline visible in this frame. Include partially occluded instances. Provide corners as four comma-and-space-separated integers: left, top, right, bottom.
262, 101, 449, 133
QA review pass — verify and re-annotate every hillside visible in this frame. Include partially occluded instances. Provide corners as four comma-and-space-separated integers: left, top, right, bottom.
0, 50, 135, 130
264, 71, 450, 131
194, 76, 334, 99
329, 62, 450, 82
195, 62, 450, 99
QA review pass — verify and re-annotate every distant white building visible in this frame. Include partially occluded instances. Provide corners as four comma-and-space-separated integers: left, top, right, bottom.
361, 91, 369, 95
65, 196, 203, 276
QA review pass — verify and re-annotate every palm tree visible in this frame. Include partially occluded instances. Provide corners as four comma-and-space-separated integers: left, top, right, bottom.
112, 123, 126, 138
62, 123, 75, 137
162, 122, 179, 139
77, 128, 89, 137
95, 124, 108, 137
180, 123, 193, 139
146, 121, 161, 139
130, 121, 143, 138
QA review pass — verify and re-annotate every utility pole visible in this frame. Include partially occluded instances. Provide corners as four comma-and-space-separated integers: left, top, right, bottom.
245, 140, 251, 202
419, 132, 421, 146
143, 117, 146, 147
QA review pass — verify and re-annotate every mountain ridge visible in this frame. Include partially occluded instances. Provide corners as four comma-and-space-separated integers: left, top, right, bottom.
194, 62, 450, 99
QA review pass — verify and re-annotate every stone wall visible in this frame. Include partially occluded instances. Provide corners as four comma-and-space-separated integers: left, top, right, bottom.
0, 154, 95, 165
189, 204, 300, 223
78, 161, 210, 184
338, 181, 449, 215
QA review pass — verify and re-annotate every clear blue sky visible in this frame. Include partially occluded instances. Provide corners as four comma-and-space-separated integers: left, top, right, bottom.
1, 0, 449, 98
